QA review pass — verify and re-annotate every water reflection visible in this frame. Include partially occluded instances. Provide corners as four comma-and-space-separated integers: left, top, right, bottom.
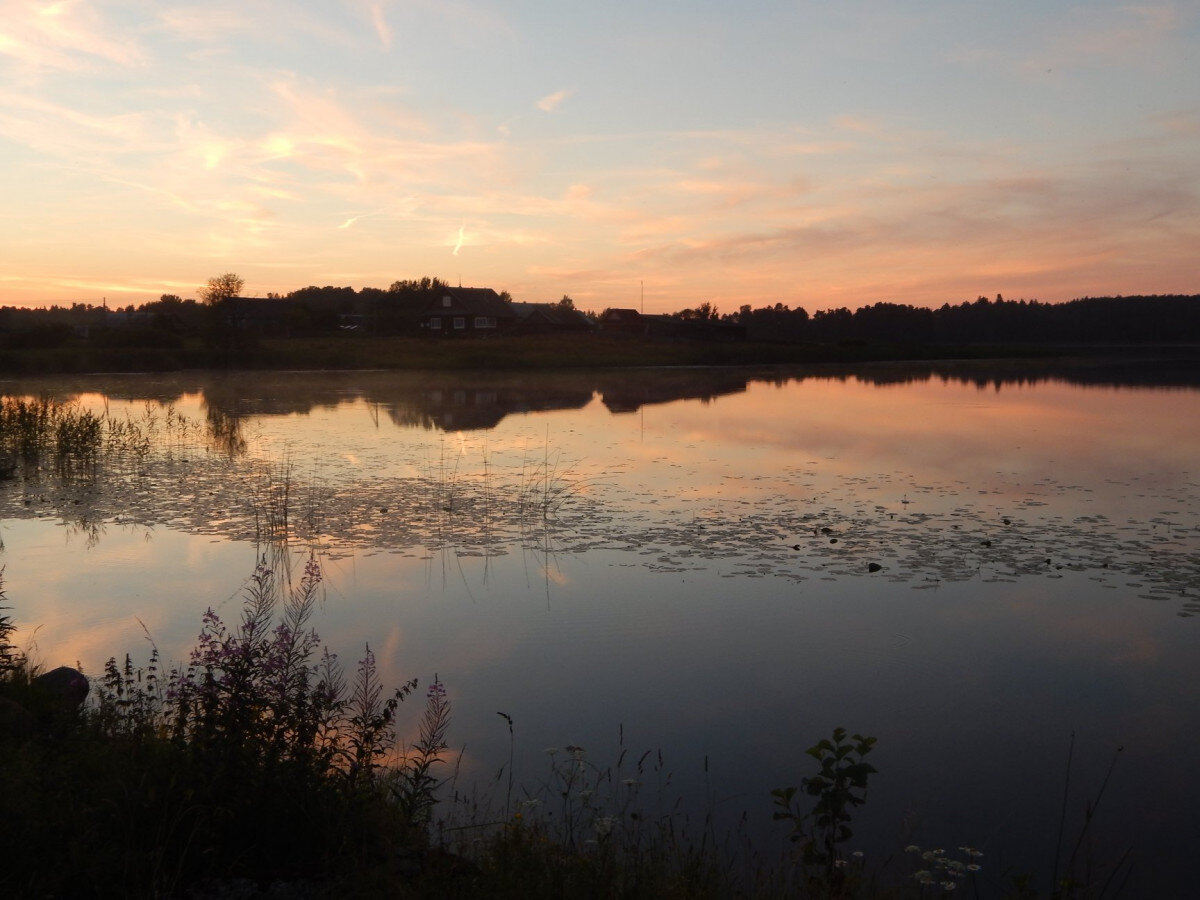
1, 363, 1197, 615
2, 362, 1200, 894
7, 356, 1197, 437
206, 406, 247, 458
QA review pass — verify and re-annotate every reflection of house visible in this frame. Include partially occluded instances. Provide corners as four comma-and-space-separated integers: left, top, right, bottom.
510, 302, 593, 334
387, 377, 594, 430
418, 287, 517, 336
598, 369, 750, 413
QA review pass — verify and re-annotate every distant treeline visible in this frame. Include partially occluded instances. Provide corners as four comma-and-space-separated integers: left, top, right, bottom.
2, 283, 1198, 350
691, 294, 1200, 344
0, 278, 464, 349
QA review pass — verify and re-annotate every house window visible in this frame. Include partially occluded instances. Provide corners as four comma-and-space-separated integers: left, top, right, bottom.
453, 317, 466, 330
442, 296, 452, 307
474, 316, 497, 329
430, 317, 442, 330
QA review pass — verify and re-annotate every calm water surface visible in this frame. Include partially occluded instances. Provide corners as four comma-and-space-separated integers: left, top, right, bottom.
2, 362, 1198, 894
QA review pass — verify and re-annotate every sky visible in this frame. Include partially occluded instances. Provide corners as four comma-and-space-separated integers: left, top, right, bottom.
1, 1, 1198, 314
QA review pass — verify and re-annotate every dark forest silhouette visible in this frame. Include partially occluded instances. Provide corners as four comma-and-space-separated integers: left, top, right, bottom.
714, 293, 1200, 344
2, 283, 1198, 359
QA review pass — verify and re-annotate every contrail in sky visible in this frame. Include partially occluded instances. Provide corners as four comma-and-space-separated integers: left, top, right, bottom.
452, 221, 465, 255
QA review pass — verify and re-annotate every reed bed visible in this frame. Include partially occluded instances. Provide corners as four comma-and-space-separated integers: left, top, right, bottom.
0, 396, 205, 479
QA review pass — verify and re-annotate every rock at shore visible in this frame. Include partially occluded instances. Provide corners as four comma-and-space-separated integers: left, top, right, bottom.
32, 665, 90, 708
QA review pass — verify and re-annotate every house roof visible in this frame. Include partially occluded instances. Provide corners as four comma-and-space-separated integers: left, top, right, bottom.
510, 302, 592, 328
600, 307, 642, 321
424, 287, 516, 318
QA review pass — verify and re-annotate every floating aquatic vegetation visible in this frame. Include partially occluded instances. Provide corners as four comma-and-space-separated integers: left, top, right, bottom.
1, 410, 1197, 618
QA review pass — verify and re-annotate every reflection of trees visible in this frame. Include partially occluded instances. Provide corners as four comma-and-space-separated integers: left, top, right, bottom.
597, 369, 750, 413
191, 370, 752, 430
381, 374, 594, 431
0, 376, 193, 406
207, 407, 247, 458
6, 362, 1198, 446
198, 374, 340, 419
802, 358, 1200, 391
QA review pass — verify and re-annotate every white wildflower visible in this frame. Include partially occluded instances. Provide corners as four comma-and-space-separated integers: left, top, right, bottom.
594, 816, 617, 838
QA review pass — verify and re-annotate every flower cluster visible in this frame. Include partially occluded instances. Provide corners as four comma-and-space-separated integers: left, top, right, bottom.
907, 844, 984, 892
93, 555, 442, 807
159, 559, 340, 768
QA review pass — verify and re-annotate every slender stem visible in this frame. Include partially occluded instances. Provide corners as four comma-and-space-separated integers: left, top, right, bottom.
1052, 730, 1075, 894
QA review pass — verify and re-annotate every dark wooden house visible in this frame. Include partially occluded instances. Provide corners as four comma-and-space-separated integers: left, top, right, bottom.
419, 287, 517, 336
510, 302, 593, 334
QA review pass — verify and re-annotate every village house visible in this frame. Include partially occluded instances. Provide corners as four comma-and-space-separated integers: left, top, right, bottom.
509, 301, 593, 335
598, 307, 745, 341
419, 287, 518, 336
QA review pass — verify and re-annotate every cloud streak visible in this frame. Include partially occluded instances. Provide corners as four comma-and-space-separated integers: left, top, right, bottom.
536, 89, 573, 113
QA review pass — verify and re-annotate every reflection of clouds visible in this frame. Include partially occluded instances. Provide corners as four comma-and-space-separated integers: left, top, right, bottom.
3, 370, 1197, 633
656, 376, 1200, 485
2, 526, 243, 675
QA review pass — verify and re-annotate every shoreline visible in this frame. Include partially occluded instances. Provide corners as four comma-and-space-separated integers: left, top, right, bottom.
2, 334, 1199, 376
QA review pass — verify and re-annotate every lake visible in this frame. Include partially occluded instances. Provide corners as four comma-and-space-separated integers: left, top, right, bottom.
2, 360, 1198, 895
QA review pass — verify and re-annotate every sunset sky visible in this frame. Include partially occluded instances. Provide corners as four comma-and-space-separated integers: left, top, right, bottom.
2, 1, 1198, 314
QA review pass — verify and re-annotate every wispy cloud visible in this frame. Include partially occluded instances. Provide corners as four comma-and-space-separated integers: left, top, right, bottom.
364, 0, 393, 50
0, 0, 146, 74
536, 89, 573, 113
1, 2, 1197, 309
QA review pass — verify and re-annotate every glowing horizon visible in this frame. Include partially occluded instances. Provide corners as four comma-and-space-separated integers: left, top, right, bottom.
2, 1, 1197, 314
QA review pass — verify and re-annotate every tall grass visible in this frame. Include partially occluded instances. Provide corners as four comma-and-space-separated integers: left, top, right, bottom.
0, 396, 102, 474
516, 429, 597, 549
0, 569, 21, 676
0, 395, 205, 478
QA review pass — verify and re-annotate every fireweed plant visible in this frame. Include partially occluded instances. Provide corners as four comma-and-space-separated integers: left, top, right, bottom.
1, 556, 452, 897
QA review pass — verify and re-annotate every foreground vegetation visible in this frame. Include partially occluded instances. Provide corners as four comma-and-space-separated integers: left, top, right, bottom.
1, 562, 454, 897
2, 550, 1138, 899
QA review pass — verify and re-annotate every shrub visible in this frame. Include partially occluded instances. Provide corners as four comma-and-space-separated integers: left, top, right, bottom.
0, 557, 450, 897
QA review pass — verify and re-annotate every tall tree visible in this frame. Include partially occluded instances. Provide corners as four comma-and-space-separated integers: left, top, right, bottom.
200, 273, 245, 304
